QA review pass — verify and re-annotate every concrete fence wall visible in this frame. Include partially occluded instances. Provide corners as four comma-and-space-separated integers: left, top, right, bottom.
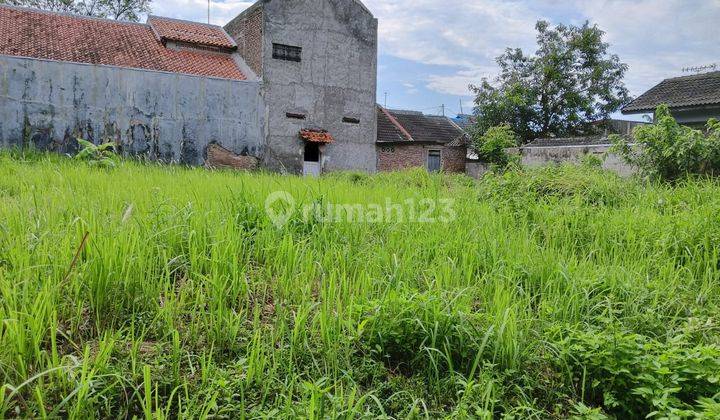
520, 144, 635, 176
0, 55, 264, 165
466, 144, 636, 178
465, 161, 491, 179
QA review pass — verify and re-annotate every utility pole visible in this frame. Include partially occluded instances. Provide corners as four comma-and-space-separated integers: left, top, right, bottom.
207, 0, 210, 24
441, 104, 445, 117
384, 92, 388, 108
459, 99, 464, 116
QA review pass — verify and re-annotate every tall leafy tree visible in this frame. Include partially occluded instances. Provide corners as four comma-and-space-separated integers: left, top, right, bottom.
471, 21, 630, 143
3, 0, 150, 21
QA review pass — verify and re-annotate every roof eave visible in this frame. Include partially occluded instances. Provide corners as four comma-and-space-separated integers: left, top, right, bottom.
622, 102, 720, 115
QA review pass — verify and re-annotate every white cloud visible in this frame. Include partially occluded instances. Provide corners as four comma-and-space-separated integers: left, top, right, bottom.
576, 0, 720, 96
364, 0, 539, 68
402, 82, 419, 94
151, 0, 252, 25
149, 0, 720, 101
426, 66, 498, 96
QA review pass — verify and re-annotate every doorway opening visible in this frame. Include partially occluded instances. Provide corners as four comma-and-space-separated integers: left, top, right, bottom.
304, 142, 320, 162
427, 149, 441, 172
303, 142, 321, 176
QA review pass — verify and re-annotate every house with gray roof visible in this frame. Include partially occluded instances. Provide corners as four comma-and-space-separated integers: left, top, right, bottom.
622, 71, 720, 126
376, 107, 469, 173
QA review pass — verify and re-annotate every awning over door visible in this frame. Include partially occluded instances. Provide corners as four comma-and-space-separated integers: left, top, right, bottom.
300, 129, 334, 144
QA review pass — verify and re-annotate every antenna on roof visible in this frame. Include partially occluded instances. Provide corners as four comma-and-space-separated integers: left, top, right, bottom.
682, 63, 718, 74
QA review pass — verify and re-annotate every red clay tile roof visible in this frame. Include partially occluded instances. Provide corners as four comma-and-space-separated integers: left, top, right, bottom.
300, 129, 335, 144
0, 5, 246, 80
147, 16, 237, 50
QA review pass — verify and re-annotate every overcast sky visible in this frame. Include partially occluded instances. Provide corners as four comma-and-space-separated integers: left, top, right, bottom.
152, 0, 720, 118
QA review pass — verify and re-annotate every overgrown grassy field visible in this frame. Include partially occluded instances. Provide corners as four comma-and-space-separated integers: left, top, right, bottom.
1, 152, 719, 418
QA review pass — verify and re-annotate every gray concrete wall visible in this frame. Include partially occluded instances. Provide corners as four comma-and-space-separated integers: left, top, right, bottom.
465, 161, 490, 179
259, 0, 378, 174
0, 55, 264, 165
520, 144, 636, 176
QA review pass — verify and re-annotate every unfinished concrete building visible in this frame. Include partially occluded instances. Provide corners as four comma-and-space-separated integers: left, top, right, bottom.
0, 0, 378, 174
225, 0, 378, 174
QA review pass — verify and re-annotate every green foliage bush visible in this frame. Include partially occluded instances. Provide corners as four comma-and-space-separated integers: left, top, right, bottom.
75, 138, 118, 168
559, 327, 720, 418
479, 164, 632, 207
358, 292, 493, 376
473, 124, 518, 168
611, 104, 720, 180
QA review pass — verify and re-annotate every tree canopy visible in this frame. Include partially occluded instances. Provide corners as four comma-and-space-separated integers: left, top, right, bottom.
3, 0, 151, 22
471, 21, 630, 143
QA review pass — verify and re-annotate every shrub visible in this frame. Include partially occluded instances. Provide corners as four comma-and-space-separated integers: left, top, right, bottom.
357, 292, 494, 377
473, 124, 518, 168
580, 153, 604, 168
559, 327, 720, 418
479, 164, 632, 207
611, 105, 720, 180
75, 138, 118, 168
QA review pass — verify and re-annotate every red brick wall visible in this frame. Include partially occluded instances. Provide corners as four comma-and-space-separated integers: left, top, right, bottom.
225, 7, 263, 75
441, 146, 467, 173
377, 144, 466, 173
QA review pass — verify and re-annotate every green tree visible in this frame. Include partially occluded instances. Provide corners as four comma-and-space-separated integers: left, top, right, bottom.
473, 124, 518, 168
471, 21, 630, 143
3, 0, 151, 21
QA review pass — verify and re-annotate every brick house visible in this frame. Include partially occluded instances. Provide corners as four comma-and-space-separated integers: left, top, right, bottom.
376, 107, 469, 173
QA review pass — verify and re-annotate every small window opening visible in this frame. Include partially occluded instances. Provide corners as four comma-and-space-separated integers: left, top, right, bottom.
343, 117, 360, 124
304, 142, 320, 163
273, 43, 302, 62
286, 112, 306, 120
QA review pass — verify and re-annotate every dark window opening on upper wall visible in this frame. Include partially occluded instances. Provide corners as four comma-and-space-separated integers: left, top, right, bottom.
273, 43, 302, 62
343, 117, 360, 124
286, 112, 306, 120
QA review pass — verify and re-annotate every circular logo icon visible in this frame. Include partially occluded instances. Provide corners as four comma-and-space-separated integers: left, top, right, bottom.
265, 191, 296, 228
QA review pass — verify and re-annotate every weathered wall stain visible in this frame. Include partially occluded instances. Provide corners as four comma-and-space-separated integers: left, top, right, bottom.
0, 55, 265, 165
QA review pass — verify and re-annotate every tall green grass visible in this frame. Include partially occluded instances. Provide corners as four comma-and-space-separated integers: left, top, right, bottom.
0, 152, 718, 418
